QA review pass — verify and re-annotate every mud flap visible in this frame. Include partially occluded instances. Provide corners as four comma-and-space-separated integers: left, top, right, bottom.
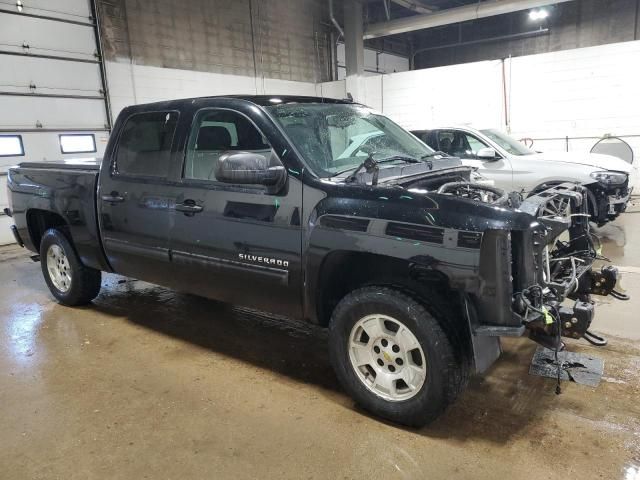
471, 334, 502, 374
529, 346, 604, 387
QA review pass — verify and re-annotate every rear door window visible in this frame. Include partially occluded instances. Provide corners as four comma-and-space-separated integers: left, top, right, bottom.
115, 111, 179, 178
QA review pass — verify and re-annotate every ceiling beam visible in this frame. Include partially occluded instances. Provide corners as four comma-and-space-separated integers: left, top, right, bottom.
390, 0, 435, 15
365, 0, 572, 39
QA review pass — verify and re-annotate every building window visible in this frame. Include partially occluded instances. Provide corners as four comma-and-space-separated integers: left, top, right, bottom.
0, 135, 25, 157
59, 134, 96, 154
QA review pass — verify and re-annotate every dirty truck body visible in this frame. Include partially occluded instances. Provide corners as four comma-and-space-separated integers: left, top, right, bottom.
6, 96, 623, 426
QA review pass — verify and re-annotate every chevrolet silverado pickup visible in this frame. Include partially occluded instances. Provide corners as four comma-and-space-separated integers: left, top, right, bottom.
6, 96, 626, 426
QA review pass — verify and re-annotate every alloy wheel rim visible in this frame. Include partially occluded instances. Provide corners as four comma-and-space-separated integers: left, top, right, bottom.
348, 314, 427, 402
46, 244, 72, 293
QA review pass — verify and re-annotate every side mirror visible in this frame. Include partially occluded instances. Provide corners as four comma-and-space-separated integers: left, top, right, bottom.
215, 151, 286, 193
476, 147, 498, 160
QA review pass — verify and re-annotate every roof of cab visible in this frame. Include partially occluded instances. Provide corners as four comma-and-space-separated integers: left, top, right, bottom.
125, 95, 354, 110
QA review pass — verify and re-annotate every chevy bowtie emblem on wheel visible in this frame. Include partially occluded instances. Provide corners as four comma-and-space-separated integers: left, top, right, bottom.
238, 253, 289, 268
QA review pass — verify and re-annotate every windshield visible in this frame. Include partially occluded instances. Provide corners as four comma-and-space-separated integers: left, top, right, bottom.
480, 128, 536, 156
266, 103, 435, 177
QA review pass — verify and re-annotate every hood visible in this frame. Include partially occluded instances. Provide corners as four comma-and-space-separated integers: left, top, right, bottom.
528, 151, 632, 174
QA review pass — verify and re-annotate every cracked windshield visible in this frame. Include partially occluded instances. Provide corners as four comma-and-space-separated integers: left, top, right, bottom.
267, 103, 436, 178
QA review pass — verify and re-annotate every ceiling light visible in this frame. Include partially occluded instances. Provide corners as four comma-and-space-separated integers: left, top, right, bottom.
529, 8, 549, 21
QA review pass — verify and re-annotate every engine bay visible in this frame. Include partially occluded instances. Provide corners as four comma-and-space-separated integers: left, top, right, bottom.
513, 184, 627, 349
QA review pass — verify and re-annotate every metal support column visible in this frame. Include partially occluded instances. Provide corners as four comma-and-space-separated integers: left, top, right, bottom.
343, 0, 364, 101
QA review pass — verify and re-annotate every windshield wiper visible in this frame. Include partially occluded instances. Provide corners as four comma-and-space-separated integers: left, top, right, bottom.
421, 150, 450, 158
330, 154, 421, 179
339, 154, 420, 185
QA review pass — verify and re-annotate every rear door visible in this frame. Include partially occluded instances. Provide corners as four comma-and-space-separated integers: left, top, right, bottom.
166, 106, 303, 318
98, 110, 180, 284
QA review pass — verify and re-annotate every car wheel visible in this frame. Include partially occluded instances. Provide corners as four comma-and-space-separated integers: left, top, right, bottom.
328, 286, 468, 427
40, 228, 102, 306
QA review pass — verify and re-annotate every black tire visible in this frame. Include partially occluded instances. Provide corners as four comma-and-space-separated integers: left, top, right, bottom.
40, 228, 102, 306
328, 286, 468, 427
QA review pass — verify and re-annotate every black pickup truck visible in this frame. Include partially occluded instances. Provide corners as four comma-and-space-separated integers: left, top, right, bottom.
6, 95, 624, 426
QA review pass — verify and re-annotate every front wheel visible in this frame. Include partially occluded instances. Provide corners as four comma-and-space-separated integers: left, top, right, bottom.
328, 287, 468, 427
40, 228, 102, 306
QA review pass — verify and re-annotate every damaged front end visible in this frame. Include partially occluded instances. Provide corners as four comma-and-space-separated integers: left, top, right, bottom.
511, 183, 627, 349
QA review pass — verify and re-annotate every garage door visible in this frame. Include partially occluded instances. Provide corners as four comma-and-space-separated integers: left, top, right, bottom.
0, 0, 111, 244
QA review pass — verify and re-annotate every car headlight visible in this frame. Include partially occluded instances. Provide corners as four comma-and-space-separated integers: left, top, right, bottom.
589, 171, 628, 185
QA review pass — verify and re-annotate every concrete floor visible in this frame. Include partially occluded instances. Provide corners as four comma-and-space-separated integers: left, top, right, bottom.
2, 210, 640, 479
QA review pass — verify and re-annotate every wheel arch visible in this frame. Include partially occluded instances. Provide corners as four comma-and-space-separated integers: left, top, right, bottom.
311, 249, 485, 376
312, 250, 454, 327
26, 209, 69, 252
529, 181, 602, 222
527, 180, 567, 197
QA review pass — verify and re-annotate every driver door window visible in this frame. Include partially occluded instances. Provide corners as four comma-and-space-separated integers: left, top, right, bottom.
184, 110, 273, 181
462, 133, 490, 159
440, 131, 490, 159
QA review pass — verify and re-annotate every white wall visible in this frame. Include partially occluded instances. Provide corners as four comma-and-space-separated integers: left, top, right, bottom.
319, 60, 504, 128
106, 61, 321, 120
377, 60, 504, 130
320, 39, 640, 189
317, 80, 347, 100
506, 41, 640, 157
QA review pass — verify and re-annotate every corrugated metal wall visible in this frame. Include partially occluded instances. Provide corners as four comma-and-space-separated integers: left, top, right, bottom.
99, 0, 333, 83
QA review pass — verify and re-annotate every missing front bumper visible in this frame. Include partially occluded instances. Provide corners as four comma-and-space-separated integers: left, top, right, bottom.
607, 187, 632, 215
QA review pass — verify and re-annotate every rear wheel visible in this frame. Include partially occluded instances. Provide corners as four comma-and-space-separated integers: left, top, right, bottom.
328, 286, 468, 427
40, 228, 101, 306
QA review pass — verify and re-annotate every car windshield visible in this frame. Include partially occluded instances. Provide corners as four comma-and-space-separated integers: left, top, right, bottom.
480, 128, 536, 156
265, 103, 435, 177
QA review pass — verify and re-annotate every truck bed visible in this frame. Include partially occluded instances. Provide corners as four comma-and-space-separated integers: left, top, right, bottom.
7, 158, 109, 272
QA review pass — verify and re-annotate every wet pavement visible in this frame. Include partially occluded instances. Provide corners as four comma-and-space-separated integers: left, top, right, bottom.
1, 207, 640, 479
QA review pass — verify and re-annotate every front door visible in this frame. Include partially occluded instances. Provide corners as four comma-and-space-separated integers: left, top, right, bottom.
437, 130, 514, 191
166, 107, 303, 318
98, 110, 180, 284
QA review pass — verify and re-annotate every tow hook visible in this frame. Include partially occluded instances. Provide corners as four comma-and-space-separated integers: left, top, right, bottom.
588, 265, 629, 299
583, 330, 608, 346
558, 301, 594, 340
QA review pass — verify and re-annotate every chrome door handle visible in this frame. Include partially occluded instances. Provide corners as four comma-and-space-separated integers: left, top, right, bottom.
101, 194, 124, 203
175, 200, 203, 214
